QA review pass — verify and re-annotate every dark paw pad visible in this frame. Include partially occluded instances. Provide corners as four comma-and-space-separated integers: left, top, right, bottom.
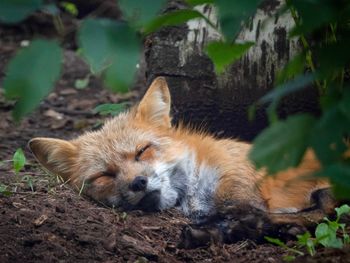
178, 225, 222, 249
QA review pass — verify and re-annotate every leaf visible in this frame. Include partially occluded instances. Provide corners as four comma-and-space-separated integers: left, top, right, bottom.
310, 107, 349, 165
119, 0, 167, 29
297, 231, 311, 245
78, 19, 140, 92
297, 232, 316, 256
339, 89, 350, 121
0, 184, 12, 197
22, 175, 34, 191
0, 0, 43, 24
60, 1, 78, 16
314, 164, 350, 199
316, 40, 350, 80
42, 3, 59, 15
144, 9, 209, 35
205, 41, 254, 74
75, 77, 89, 89
289, 0, 337, 35
260, 74, 314, 124
78, 19, 115, 74
13, 148, 26, 174
93, 103, 127, 116
275, 54, 306, 85
215, 0, 262, 40
185, 0, 214, 5
3, 39, 62, 121
259, 73, 315, 105
315, 222, 343, 248
282, 255, 296, 262
335, 204, 350, 219
249, 114, 316, 174
264, 236, 286, 247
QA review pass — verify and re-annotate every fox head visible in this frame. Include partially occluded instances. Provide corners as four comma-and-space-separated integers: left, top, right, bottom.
29, 77, 193, 211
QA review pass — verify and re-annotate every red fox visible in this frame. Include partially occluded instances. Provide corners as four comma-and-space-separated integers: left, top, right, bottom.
29, 77, 339, 247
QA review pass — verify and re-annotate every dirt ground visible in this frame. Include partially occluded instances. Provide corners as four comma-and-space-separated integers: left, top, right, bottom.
1, 20, 350, 263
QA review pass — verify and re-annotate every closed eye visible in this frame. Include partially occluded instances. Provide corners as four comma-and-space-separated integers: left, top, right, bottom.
86, 170, 117, 183
135, 144, 152, 161
102, 170, 117, 178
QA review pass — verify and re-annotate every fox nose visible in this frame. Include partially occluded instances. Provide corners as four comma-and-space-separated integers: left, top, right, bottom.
129, 176, 148, 192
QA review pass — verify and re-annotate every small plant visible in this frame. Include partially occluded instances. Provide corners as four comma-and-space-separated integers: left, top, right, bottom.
266, 204, 350, 259
13, 148, 26, 174
93, 103, 128, 116
22, 175, 35, 192
9, 148, 36, 192
0, 183, 12, 197
11, 148, 27, 191
74, 74, 90, 89
265, 236, 304, 261
313, 204, 350, 248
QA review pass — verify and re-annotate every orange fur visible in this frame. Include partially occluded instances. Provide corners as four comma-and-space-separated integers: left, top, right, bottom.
29, 77, 335, 215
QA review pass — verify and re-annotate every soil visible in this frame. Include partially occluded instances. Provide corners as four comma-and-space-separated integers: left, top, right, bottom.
1, 14, 350, 263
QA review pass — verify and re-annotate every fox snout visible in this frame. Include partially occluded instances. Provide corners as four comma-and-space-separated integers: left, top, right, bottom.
129, 176, 148, 192
124, 175, 162, 212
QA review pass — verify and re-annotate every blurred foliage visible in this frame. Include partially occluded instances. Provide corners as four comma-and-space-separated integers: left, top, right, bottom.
0, 0, 43, 24
249, 0, 350, 198
0, 0, 350, 196
3, 39, 62, 121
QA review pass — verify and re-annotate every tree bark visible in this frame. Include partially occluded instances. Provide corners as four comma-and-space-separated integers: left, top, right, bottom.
144, 0, 319, 141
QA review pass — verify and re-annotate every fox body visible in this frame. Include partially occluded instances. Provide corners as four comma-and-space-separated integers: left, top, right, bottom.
30, 77, 332, 227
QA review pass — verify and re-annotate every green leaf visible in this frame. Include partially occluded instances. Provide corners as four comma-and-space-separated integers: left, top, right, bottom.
335, 204, 350, 219
3, 39, 62, 121
78, 19, 140, 92
22, 175, 34, 192
215, 0, 262, 40
314, 164, 350, 199
310, 107, 349, 165
250, 114, 316, 174
205, 41, 254, 74
282, 255, 296, 262
297, 231, 311, 245
316, 40, 350, 80
339, 89, 350, 121
42, 3, 59, 15
298, 232, 316, 256
259, 74, 314, 105
185, 0, 214, 5
144, 9, 209, 35
315, 222, 343, 248
93, 103, 127, 116
13, 148, 26, 174
78, 19, 115, 74
75, 77, 90, 89
119, 0, 167, 29
0, 184, 12, 197
276, 54, 306, 85
0, 0, 43, 24
60, 1, 78, 16
264, 236, 286, 247
289, 0, 337, 35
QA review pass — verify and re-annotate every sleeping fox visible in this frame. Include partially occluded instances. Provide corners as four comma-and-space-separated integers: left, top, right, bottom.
29, 77, 340, 247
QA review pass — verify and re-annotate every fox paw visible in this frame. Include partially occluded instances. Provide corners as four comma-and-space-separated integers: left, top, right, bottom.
178, 204, 308, 249
178, 206, 272, 248
178, 225, 222, 249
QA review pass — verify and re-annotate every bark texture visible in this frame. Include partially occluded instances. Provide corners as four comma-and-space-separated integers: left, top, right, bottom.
144, 0, 319, 141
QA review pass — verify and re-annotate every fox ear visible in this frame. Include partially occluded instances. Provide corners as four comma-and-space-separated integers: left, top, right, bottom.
28, 138, 78, 181
135, 77, 171, 128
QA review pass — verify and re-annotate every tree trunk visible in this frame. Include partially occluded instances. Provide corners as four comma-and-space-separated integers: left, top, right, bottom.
144, 0, 319, 141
